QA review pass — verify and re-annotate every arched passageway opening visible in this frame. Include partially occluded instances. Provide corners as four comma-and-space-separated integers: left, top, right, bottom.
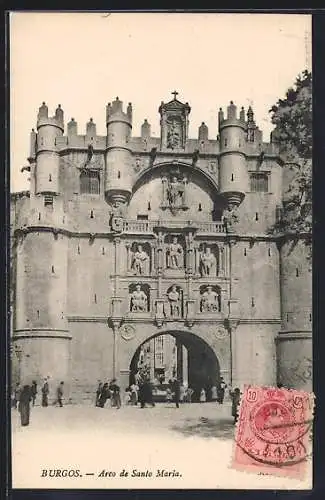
129, 330, 220, 402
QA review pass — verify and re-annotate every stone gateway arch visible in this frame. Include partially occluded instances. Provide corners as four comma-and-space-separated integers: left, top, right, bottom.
10, 93, 312, 403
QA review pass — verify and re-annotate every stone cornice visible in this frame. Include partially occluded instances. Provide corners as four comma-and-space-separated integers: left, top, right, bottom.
66, 315, 281, 325
13, 224, 310, 243
13, 328, 72, 339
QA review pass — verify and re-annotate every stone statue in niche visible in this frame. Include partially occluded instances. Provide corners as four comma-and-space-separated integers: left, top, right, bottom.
167, 120, 182, 149
222, 203, 239, 232
131, 244, 149, 275
133, 158, 142, 173
167, 176, 186, 208
110, 199, 126, 232
167, 285, 182, 317
199, 247, 216, 277
130, 284, 148, 313
167, 236, 184, 269
200, 285, 220, 313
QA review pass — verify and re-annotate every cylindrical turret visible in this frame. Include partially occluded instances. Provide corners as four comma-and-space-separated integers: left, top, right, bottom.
276, 238, 312, 391
141, 119, 151, 139
35, 102, 64, 195
86, 117, 96, 140
67, 118, 78, 136
218, 101, 248, 206
198, 122, 209, 141
105, 97, 133, 205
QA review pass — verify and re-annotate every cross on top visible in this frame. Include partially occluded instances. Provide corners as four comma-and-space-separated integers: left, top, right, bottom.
171, 90, 179, 100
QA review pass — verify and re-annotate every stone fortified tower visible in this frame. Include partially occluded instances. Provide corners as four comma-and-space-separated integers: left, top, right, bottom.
13, 103, 71, 393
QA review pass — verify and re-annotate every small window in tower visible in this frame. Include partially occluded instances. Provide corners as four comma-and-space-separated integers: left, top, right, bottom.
37, 310, 40, 319
250, 172, 269, 192
117, 170, 121, 179
90, 210, 94, 219
44, 194, 53, 207
251, 297, 255, 307
224, 138, 228, 147
255, 212, 259, 221
268, 247, 271, 257
80, 170, 100, 195
102, 247, 105, 255
296, 268, 299, 277
77, 245, 80, 255
49, 174, 52, 182
231, 173, 234, 181
287, 313, 289, 322
51, 265, 55, 273
148, 201, 151, 211
244, 248, 247, 256
94, 294, 97, 304
309, 313, 312, 322
38, 212, 41, 221
198, 203, 202, 211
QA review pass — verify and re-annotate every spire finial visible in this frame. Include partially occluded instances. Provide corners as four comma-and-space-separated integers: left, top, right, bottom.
171, 90, 179, 100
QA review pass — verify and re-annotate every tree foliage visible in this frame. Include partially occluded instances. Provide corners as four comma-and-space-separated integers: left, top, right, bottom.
269, 70, 312, 235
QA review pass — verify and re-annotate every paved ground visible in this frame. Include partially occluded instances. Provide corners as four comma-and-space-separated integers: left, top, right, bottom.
11, 402, 312, 490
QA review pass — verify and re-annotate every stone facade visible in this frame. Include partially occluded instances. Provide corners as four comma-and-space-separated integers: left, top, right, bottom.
10, 93, 312, 402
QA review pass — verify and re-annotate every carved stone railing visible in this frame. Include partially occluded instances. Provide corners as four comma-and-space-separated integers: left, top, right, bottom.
122, 220, 156, 233
122, 219, 225, 234
197, 222, 226, 233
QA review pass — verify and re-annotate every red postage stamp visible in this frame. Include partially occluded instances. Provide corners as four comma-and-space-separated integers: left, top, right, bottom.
232, 385, 314, 479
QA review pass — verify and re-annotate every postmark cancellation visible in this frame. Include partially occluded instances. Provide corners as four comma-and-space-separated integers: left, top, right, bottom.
232, 385, 315, 480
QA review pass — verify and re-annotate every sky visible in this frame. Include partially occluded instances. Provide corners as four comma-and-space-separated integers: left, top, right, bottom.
10, 12, 312, 193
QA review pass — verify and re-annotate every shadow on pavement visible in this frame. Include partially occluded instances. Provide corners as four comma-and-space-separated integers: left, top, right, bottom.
171, 416, 235, 440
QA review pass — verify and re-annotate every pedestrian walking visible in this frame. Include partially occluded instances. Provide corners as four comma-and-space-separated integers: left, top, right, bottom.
172, 378, 181, 408
109, 379, 121, 409
18, 385, 32, 426
180, 384, 186, 403
185, 387, 194, 403
95, 381, 103, 407
41, 378, 49, 407
31, 380, 37, 406
13, 382, 21, 409
216, 377, 227, 404
130, 383, 138, 405
53, 381, 64, 407
124, 387, 132, 405
166, 386, 173, 404
211, 385, 218, 401
199, 388, 206, 403
230, 387, 241, 424
98, 382, 110, 408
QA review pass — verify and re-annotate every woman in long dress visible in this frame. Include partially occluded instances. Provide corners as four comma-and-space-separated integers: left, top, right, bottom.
18, 385, 32, 426
199, 388, 206, 403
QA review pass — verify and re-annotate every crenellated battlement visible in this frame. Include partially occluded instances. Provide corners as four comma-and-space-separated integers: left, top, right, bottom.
37, 102, 64, 131
106, 97, 133, 126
